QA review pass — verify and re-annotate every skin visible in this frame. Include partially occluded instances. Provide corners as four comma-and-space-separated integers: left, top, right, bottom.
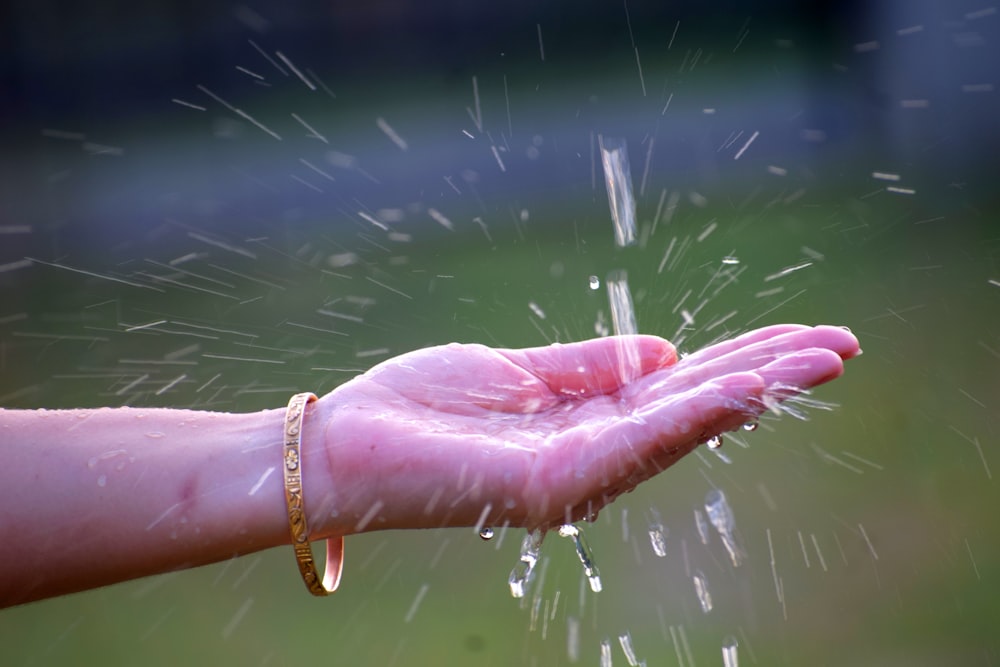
0, 324, 859, 608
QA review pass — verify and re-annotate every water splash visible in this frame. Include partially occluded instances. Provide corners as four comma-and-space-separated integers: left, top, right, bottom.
557, 524, 602, 592
598, 135, 637, 248
509, 529, 545, 598
705, 489, 746, 567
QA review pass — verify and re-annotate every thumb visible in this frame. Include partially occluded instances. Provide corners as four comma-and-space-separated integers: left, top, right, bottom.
498, 335, 677, 399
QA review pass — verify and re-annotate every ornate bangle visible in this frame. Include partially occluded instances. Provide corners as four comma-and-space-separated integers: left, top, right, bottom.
283, 392, 344, 595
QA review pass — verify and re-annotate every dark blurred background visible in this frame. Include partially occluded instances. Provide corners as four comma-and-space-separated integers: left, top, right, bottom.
1, 1, 998, 665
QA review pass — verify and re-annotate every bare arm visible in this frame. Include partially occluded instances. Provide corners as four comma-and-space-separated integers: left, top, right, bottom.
0, 405, 328, 606
0, 324, 860, 608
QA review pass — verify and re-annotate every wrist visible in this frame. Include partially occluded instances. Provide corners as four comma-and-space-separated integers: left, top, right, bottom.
280, 392, 346, 595
215, 407, 294, 550
287, 389, 368, 542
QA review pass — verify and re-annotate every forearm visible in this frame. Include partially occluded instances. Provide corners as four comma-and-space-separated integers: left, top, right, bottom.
0, 404, 325, 607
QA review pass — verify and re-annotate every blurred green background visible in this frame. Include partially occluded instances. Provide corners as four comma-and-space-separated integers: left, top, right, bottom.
1, 1, 998, 665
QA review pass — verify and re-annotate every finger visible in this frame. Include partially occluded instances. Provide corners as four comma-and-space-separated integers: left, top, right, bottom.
755, 347, 846, 391
364, 344, 558, 414
628, 371, 767, 447
499, 335, 677, 399
530, 372, 765, 514
676, 324, 809, 365
643, 325, 859, 398
677, 324, 859, 368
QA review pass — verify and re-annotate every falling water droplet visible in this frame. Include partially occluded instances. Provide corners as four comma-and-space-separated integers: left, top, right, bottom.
742, 420, 759, 432
557, 524, 602, 592
606, 270, 638, 336
693, 569, 713, 613
648, 523, 668, 557
706, 435, 723, 450
600, 638, 613, 667
722, 255, 740, 265
589, 275, 600, 290
566, 616, 581, 662
722, 635, 739, 667
509, 529, 545, 598
598, 135, 637, 248
619, 631, 642, 666
694, 509, 710, 545
479, 527, 494, 541
705, 489, 746, 567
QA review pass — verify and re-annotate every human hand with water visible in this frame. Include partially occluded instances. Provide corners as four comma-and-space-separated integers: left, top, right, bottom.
0, 324, 858, 606
311, 324, 860, 535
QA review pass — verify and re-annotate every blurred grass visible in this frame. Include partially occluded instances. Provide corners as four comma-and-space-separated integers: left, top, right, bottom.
1, 12, 999, 665
2, 185, 997, 665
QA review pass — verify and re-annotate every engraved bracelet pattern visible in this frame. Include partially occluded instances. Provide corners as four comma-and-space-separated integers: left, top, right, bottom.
283, 392, 344, 595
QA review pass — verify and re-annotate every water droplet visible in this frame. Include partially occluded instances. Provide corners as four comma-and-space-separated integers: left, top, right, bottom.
694, 509, 710, 545
146, 431, 165, 439
722, 635, 739, 667
606, 270, 638, 336
618, 631, 642, 666
722, 255, 740, 265
600, 638, 613, 667
693, 569, 713, 613
508, 529, 545, 598
706, 434, 723, 449
479, 527, 495, 541
588, 275, 600, 290
566, 616, 581, 662
97, 474, 107, 487
742, 420, 759, 432
557, 524, 602, 592
705, 489, 746, 567
599, 135, 637, 248
648, 523, 668, 557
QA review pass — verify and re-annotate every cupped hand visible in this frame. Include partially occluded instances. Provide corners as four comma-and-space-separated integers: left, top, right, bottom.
315, 324, 859, 535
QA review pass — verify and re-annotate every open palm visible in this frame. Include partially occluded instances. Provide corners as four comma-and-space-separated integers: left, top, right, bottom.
318, 324, 860, 534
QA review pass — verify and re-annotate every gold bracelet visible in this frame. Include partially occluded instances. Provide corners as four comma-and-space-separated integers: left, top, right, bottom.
283, 392, 344, 595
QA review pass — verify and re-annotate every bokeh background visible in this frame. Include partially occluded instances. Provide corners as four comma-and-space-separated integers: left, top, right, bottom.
1, 1, 998, 665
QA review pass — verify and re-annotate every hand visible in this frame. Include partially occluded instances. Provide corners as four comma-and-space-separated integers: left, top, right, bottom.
314, 324, 860, 534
